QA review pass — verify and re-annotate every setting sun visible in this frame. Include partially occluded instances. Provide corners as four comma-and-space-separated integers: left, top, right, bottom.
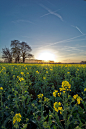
38, 50, 55, 61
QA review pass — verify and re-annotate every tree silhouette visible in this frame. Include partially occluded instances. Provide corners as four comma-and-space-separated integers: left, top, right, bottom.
10, 40, 21, 63
20, 42, 32, 63
28, 53, 34, 60
2, 40, 33, 63
2, 48, 12, 63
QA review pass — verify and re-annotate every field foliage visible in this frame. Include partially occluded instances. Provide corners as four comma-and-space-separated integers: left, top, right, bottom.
0, 63, 86, 129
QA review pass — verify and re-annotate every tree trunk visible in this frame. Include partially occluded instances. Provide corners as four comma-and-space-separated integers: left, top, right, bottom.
15, 58, 17, 63
18, 55, 20, 63
23, 57, 25, 63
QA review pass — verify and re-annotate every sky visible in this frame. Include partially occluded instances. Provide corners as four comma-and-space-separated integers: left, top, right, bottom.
0, 0, 86, 63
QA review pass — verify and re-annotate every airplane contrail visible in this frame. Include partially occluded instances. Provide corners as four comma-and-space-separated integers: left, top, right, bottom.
40, 4, 63, 21
76, 26, 84, 35
41, 10, 57, 17
71, 25, 84, 35
37, 34, 86, 49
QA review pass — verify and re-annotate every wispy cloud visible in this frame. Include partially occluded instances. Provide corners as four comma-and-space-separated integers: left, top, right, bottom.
12, 19, 35, 24
40, 4, 63, 21
41, 9, 61, 17
36, 34, 86, 49
71, 25, 84, 35
63, 46, 83, 52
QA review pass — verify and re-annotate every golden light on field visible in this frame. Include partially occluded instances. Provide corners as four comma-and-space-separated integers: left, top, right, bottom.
37, 50, 55, 61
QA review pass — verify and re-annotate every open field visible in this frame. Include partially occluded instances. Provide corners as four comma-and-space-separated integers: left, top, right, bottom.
0, 63, 86, 129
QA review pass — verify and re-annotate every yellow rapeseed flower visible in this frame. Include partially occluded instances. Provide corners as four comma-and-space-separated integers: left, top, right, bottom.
38, 93, 43, 99
53, 102, 59, 112
62, 81, 71, 89
73, 94, 78, 99
77, 96, 82, 104
53, 90, 58, 97
13, 113, 22, 124
53, 91, 56, 97
53, 102, 62, 113
73, 94, 82, 104
36, 71, 39, 74
44, 97, 50, 104
67, 72, 70, 74
60, 111, 62, 114
55, 90, 58, 92
0, 87, 3, 90
46, 71, 48, 73
77, 69, 79, 71
58, 106, 62, 110
84, 88, 86, 92
63, 91, 66, 93
77, 98, 80, 104
43, 77, 46, 80
21, 72, 24, 75
44, 97, 49, 102
18, 77, 24, 82
60, 81, 71, 93
58, 92, 61, 97
58, 102, 61, 106
59, 87, 66, 92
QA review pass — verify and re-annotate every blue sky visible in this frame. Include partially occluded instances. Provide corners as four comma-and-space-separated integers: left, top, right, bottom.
0, 0, 86, 63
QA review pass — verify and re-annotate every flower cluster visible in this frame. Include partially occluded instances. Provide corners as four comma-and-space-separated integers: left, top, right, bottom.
53, 102, 63, 114
0, 87, 3, 90
50, 68, 53, 71
19, 77, 24, 81
13, 113, 22, 124
36, 71, 39, 74
17, 76, 24, 82
53, 90, 58, 97
44, 97, 50, 102
46, 71, 48, 73
44, 97, 50, 105
38, 93, 44, 99
67, 72, 70, 74
84, 88, 86, 92
21, 72, 24, 75
73, 94, 82, 104
59, 81, 71, 93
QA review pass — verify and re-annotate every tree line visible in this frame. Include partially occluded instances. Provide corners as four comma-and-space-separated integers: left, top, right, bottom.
2, 40, 34, 63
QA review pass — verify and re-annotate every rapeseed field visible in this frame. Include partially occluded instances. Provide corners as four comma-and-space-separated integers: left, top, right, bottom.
0, 63, 86, 129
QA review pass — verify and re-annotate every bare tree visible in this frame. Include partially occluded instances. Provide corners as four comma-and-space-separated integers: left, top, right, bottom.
2, 40, 33, 63
11, 40, 21, 63
20, 42, 32, 63
2, 48, 12, 63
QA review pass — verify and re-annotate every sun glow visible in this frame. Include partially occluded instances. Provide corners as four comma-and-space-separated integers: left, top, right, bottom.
38, 50, 55, 61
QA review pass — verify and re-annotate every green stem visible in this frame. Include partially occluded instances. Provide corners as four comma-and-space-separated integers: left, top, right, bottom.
1, 93, 4, 120
41, 101, 43, 117
1, 93, 2, 106
63, 92, 68, 129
